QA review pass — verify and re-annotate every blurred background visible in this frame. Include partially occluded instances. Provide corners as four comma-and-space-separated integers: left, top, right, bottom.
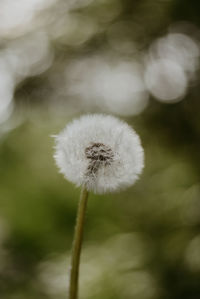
1, 0, 200, 298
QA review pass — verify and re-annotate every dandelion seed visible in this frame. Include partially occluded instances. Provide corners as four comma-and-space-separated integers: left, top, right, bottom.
54, 114, 144, 194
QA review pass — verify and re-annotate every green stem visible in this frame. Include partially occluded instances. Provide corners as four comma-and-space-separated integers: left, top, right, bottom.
69, 186, 89, 299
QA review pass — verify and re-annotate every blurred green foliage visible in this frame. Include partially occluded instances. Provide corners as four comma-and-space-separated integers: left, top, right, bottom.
1, 0, 200, 299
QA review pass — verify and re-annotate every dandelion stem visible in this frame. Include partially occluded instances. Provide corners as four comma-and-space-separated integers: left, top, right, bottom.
69, 186, 89, 299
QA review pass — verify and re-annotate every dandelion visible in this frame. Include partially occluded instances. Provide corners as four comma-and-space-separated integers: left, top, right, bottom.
54, 114, 144, 193
54, 114, 144, 299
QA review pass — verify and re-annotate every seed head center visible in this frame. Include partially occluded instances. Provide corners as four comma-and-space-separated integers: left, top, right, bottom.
85, 143, 114, 165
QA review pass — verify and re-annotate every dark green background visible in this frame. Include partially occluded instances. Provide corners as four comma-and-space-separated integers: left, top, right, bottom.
1, 0, 200, 298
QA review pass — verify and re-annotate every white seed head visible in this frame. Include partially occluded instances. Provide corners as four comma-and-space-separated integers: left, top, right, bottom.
54, 114, 144, 194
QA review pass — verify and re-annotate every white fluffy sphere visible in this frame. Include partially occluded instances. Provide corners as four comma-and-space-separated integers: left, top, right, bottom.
54, 114, 144, 194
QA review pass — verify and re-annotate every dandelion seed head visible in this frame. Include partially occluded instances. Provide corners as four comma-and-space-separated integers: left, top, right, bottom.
54, 114, 144, 194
